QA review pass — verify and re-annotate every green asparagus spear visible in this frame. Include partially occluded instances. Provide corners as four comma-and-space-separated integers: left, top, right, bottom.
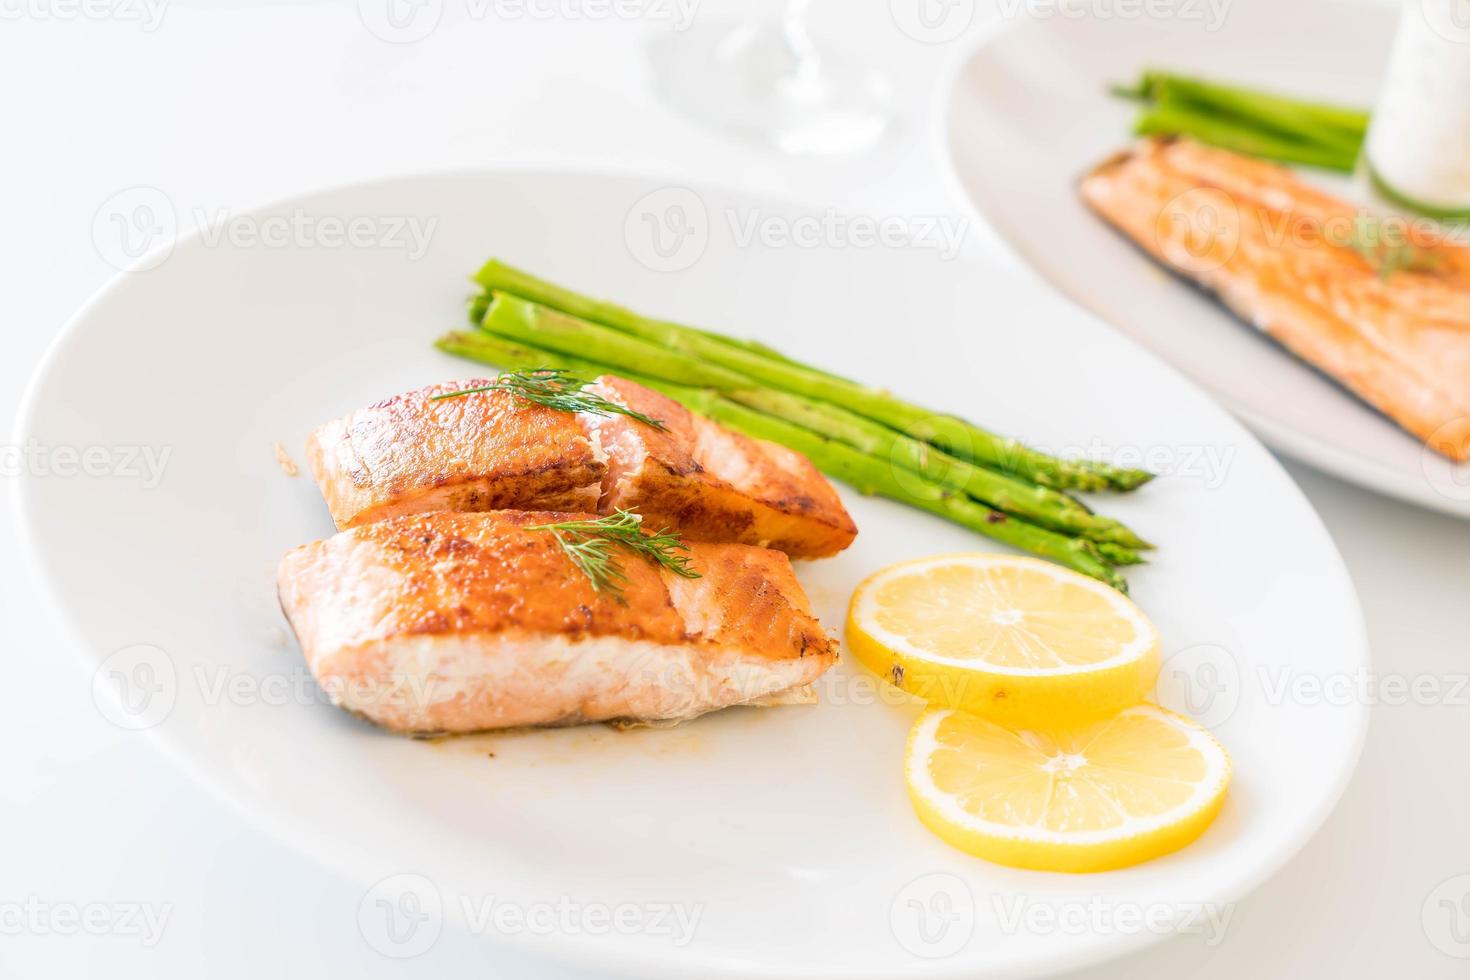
1139, 71, 1369, 148
437, 329, 1130, 591
473, 271, 1151, 492
722, 386, 1151, 548
451, 315, 1145, 545
1135, 102, 1359, 172
442, 328, 1147, 547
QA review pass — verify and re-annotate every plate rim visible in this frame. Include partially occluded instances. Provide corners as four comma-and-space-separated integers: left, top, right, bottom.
12, 165, 1373, 980
931, 7, 1470, 521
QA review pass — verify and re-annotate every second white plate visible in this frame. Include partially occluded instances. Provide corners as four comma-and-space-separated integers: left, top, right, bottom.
940, 0, 1470, 517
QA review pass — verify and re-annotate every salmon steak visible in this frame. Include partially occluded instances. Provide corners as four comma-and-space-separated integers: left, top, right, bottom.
277, 510, 839, 734
307, 379, 604, 530
307, 376, 857, 556
582, 376, 857, 557
1080, 136, 1470, 461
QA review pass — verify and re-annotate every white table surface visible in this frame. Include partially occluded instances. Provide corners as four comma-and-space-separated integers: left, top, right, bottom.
3, 2, 1467, 977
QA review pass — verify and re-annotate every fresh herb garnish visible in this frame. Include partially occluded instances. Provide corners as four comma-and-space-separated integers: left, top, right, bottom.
1334, 215, 1443, 283
528, 509, 699, 601
431, 368, 667, 430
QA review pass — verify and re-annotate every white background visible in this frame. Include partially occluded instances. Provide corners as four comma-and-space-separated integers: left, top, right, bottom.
2, 0, 1468, 977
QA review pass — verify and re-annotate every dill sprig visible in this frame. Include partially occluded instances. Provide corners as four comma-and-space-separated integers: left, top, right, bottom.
528, 509, 700, 600
1333, 216, 1442, 283
430, 369, 666, 430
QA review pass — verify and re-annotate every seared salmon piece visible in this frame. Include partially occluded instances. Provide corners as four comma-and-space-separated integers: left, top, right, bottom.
583, 376, 857, 557
1080, 136, 1470, 461
277, 510, 838, 734
306, 379, 606, 530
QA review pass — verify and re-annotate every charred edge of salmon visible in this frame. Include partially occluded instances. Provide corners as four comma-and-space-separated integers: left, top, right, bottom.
1079, 165, 1464, 453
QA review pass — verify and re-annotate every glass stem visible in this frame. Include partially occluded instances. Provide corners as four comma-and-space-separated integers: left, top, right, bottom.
781, 0, 822, 83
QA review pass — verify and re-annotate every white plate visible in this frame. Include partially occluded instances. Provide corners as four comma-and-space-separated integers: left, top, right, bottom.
939, 0, 1470, 518
15, 171, 1367, 979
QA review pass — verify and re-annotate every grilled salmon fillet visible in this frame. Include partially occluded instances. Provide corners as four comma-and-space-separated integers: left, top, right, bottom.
584, 376, 857, 557
307, 379, 605, 529
1081, 136, 1470, 461
277, 510, 838, 734
307, 377, 857, 556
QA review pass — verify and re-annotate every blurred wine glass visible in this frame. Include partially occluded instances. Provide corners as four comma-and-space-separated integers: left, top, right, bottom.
649, 0, 893, 155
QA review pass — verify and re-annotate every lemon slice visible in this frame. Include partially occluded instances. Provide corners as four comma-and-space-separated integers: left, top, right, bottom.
906, 703, 1231, 872
846, 554, 1160, 729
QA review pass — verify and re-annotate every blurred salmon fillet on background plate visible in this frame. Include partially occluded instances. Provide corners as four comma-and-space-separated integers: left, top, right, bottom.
1080, 136, 1470, 462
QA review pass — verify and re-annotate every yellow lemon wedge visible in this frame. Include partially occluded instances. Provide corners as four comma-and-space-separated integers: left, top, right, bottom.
846, 554, 1160, 729
905, 703, 1231, 872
